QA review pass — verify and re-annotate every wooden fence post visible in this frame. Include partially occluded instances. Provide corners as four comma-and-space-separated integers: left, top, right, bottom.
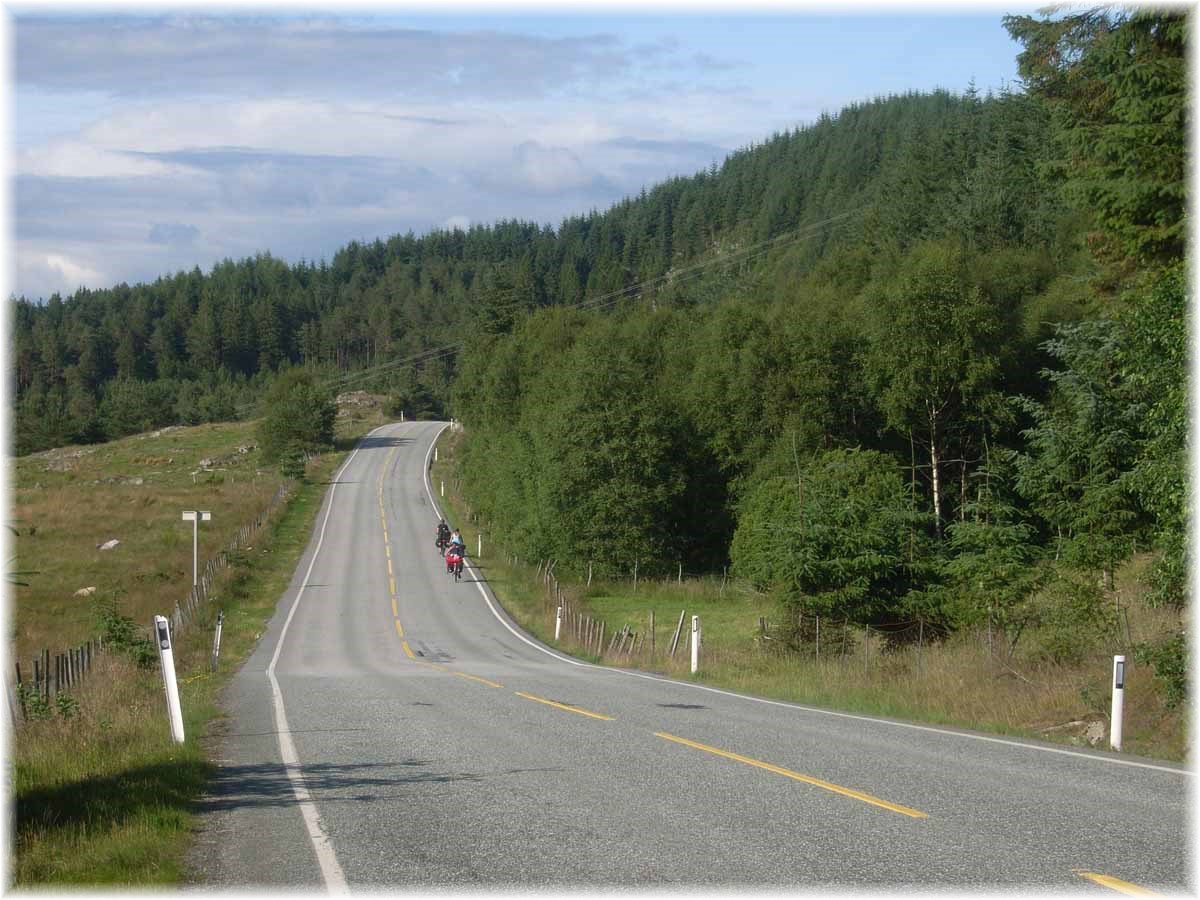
669, 609, 686, 657
917, 617, 924, 672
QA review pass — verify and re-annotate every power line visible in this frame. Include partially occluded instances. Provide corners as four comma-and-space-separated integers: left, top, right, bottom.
238, 206, 866, 412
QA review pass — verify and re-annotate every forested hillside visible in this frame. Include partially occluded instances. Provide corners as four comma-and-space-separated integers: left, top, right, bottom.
452, 7, 1187, 669
10, 10, 1186, 674
12, 84, 1057, 455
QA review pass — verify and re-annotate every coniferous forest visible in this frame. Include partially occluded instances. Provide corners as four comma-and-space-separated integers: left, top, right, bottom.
10, 11, 1187, 674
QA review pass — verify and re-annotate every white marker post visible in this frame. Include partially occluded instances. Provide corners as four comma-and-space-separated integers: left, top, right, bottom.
440, 480, 445, 498
1111, 655, 1126, 751
434, 447, 438, 462
691, 615, 700, 674
555, 606, 563, 641
181, 510, 212, 587
210, 610, 224, 673
477, 533, 482, 558
154, 615, 185, 743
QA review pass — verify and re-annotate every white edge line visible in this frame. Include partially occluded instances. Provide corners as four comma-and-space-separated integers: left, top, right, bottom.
422, 421, 450, 511
421, 427, 1190, 779
265, 423, 392, 892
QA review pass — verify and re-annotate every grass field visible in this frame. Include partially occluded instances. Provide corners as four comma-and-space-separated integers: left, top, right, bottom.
9, 397, 390, 885
431, 429, 1187, 763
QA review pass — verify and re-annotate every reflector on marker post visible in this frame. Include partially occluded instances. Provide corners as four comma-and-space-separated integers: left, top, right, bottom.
1110, 655, 1126, 751
155, 615, 185, 744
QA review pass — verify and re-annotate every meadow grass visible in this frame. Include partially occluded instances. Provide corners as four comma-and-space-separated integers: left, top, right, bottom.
9, 399, 390, 885
432, 430, 1187, 763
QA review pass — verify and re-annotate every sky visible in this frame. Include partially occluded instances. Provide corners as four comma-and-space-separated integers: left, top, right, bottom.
7, 3, 1038, 303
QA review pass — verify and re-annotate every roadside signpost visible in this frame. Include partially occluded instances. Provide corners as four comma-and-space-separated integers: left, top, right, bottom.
181, 510, 212, 587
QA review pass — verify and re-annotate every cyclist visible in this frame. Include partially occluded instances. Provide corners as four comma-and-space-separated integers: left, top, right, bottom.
435, 519, 451, 550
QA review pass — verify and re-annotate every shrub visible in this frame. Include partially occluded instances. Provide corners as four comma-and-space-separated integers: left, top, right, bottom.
730, 448, 927, 621
256, 369, 336, 465
93, 595, 157, 670
1135, 631, 1187, 709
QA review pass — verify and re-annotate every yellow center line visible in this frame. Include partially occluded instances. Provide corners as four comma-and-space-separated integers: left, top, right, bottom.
1076, 872, 1161, 896
379, 442, 422, 666
515, 691, 614, 721
654, 732, 928, 819
453, 672, 504, 689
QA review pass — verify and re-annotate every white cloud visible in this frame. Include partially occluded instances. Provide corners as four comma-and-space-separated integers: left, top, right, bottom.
17, 140, 192, 179
7, 16, 789, 299
15, 17, 642, 102
511, 141, 592, 194
17, 249, 106, 299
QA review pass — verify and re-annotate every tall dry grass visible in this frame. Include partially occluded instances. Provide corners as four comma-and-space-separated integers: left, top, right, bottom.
11, 422, 283, 662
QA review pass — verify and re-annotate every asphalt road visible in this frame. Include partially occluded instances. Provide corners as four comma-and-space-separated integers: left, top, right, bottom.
187, 421, 1191, 892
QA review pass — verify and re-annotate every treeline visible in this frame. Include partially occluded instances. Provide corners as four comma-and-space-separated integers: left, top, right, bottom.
14, 83, 1053, 455
452, 8, 1187, 664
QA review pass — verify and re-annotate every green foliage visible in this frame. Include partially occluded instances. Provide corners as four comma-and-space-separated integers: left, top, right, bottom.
859, 240, 1010, 478
16, 683, 51, 720
1116, 265, 1188, 607
255, 369, 336, 465
1005, 8, 1187, 267
1134, 632, 1188, 710
1013, 319, 1143, 575
940, 457, 1052, 647
93, 595, 157, 670
1026, 570, 1111, 664
731, 448, 926, 620
278, 442, 308, 482
98, 377, 178, 440
54, 692, 80, 720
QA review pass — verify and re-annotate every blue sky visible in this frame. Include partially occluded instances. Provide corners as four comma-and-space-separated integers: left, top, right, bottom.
9, 6, 1036, 302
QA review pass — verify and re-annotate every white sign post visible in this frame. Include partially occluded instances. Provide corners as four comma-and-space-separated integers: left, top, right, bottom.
154, 615, 185, 743
691, 615, 700, 674
555, 606, 563, 641
1110, 655, 1126, 751
181, 510, 212, 587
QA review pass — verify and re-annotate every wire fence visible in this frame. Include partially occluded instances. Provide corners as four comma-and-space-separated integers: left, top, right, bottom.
492, 537, 998, 677
10, 480, 294, 725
